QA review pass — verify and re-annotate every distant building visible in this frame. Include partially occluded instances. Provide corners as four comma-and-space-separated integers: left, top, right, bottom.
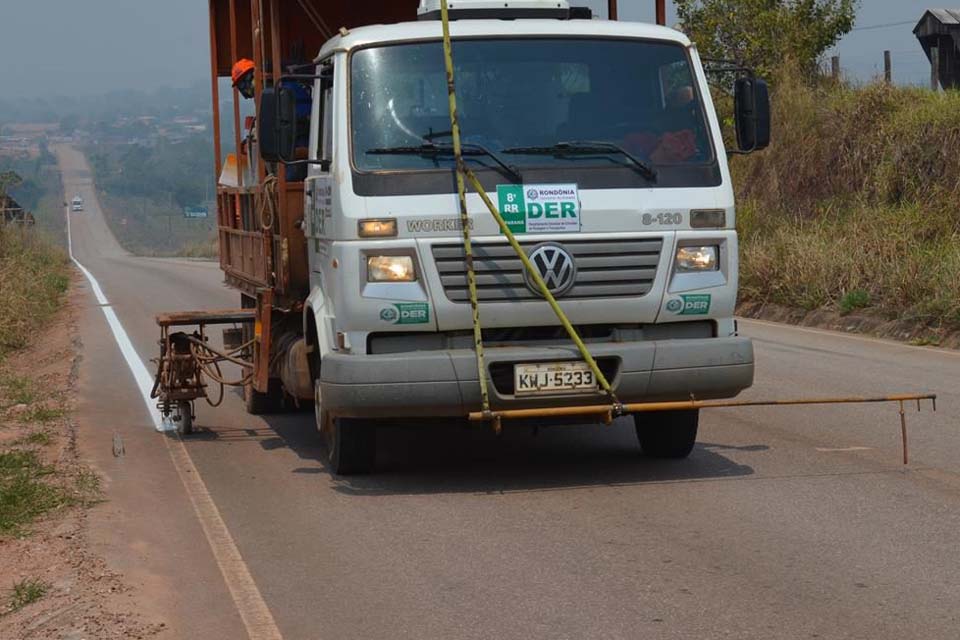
1, 194, 36, 226
914, 9, 960, 89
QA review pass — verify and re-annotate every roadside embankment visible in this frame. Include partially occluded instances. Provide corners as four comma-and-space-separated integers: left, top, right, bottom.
0, 226, 163, 637
735, 76, 960, 345
0, 227, 69, 358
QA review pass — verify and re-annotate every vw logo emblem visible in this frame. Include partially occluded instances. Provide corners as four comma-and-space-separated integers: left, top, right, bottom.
524, 243, 576, 297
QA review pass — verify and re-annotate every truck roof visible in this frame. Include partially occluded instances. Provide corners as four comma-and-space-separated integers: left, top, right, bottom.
316, 19, 690, 60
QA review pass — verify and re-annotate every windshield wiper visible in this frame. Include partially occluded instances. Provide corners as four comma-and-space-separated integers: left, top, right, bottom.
501, 141, 657, 181
366, 142, 523, 183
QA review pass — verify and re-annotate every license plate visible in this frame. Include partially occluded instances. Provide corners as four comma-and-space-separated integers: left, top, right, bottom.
514, 361, 598, 396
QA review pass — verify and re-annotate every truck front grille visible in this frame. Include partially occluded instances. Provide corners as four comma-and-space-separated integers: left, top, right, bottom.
431, 238, 663, 302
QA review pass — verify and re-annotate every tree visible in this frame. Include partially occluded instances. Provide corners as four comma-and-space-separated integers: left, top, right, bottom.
675, 0, 858, 80
0, 171, 23, 202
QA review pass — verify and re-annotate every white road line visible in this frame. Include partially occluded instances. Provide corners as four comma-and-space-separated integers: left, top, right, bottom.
65, 196, 164, 429
815, 446, 874, 453
63, 185, 285, 640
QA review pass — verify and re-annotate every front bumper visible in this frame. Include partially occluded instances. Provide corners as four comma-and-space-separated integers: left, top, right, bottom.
320, 337, 754, 419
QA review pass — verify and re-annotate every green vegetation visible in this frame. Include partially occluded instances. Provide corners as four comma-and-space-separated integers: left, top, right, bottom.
6, 577, 50, 614
839, 290, 870, 315
15, 432, 52, 447
0, 373, 37, 407
677, 0, 857, 79
0, 228, 70, 359
735, 76, 960, 328
1, 371, 67, 427
87, 135, 213, 209
0, 450, 71, 536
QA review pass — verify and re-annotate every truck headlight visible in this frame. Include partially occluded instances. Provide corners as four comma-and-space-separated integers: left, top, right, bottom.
367, 256, 416, 282
675, 246, 718, 272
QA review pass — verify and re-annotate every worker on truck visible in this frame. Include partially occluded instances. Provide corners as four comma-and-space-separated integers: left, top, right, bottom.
232, 58, 256, 99
231, 57, 312, 179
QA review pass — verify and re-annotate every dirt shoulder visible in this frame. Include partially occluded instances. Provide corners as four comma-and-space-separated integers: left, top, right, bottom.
739, 301, 960, 350
0, 273, 166, 639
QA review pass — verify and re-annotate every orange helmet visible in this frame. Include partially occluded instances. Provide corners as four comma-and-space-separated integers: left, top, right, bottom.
232, 59, 255, 85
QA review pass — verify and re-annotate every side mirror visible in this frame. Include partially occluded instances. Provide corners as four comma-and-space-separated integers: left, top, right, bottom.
259, 85, 297, 163
734, 77, 771, 153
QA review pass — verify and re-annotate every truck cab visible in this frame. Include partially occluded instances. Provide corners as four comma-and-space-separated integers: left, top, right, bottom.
273, 0, 768, 472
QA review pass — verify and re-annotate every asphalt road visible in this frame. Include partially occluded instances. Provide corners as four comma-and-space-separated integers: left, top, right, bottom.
58, 145, 960, 640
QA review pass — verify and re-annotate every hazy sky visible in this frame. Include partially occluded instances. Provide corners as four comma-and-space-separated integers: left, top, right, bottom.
0, 1, 938, 98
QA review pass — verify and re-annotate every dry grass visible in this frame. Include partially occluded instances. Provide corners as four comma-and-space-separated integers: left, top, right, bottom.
735, 75, 960, 328
0, 228, 69, 359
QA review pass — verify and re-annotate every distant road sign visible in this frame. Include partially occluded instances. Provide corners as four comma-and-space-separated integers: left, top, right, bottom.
184, 206, 209, 219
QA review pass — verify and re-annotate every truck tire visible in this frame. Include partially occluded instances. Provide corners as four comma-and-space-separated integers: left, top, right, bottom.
244, 379, 284, 415
327, 417, 376, 476
310, 329, 374, 475
634, 409, 699, 459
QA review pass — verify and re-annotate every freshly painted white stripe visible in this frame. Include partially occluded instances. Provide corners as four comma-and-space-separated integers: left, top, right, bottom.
65, 198, 166, 430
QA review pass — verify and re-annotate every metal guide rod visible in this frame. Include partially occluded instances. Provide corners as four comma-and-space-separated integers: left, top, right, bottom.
468, 394, 937, 465
474, 394, 937, 464
469, 393, 937, 464
467, 394, 938, 421
439, 0, 619, 416
440, 0, 492, 416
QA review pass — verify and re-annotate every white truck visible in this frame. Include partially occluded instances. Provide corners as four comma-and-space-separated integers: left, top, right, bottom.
71, 195, 84, 212
189, 0, 770, 474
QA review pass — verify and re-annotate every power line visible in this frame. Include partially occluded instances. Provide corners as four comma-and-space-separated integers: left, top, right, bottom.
851, 19, 915, 32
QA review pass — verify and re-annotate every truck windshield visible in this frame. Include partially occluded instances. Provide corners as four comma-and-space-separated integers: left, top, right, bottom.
351, 38, 715, 178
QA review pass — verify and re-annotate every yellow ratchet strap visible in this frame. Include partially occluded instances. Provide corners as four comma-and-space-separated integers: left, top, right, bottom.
440, 0, 492, 417
438, 0, 622, 417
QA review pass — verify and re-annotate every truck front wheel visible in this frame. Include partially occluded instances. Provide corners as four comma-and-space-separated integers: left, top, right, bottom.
634, 409, 699, 459
327, 417, 376, 476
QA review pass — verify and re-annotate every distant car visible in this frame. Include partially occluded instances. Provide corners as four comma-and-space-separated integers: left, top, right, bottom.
71, 195, 84, 212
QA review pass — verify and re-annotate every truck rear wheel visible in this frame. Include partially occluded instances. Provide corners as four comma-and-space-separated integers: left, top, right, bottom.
244, 379, 284, 415
326, 417, 376, 476
634, 409, 699, 459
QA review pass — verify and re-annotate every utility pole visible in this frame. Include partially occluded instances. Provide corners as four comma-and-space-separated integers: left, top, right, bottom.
884, 50, 892, 84
831, 56, 840, 81
609, 1, 665, 25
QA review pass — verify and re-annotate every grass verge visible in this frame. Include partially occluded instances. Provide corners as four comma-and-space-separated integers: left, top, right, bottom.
734, 75, 960, 330
0, 450, 73, 537
0, 228, 69, 359
738, 201, 960, 326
